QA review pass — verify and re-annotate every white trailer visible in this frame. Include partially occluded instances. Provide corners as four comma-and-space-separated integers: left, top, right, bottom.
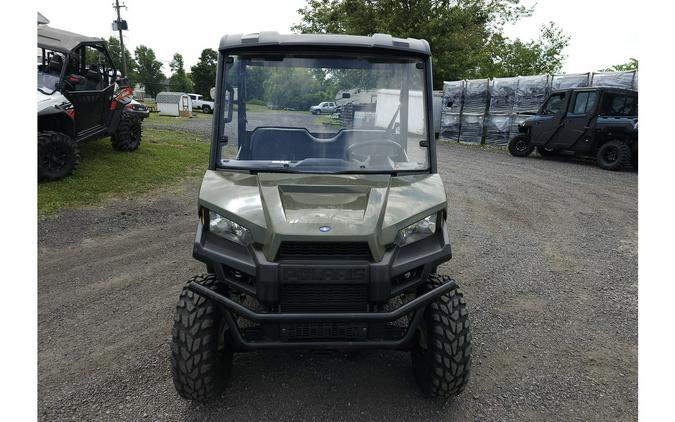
374, 89, 425, 135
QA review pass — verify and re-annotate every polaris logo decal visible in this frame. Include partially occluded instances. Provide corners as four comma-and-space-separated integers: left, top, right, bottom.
319, 226, 331, 232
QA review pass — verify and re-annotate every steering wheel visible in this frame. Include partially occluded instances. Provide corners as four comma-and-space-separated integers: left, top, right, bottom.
346, 139, 407, 164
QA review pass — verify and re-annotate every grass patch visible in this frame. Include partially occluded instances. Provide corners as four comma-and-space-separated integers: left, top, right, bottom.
38, 128, 211, 217
312, 115, 341, 126
144, 112, 211, 125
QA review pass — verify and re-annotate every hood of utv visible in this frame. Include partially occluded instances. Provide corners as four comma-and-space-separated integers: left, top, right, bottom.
198, 170, 448, 261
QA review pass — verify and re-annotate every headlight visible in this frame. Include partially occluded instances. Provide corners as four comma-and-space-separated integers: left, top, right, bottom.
395, 214, 437, 247
208, 210, 253, 246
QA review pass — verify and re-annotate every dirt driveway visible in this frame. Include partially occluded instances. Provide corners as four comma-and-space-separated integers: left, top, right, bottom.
38, 144, 637, 421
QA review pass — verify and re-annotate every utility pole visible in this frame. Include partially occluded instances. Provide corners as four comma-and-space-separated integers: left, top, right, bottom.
113, 0, 128, 77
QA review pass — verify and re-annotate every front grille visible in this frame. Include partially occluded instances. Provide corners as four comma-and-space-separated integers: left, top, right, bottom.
281, 322, 367, 340
280, 283, 368, 313
277, 242, 371, 260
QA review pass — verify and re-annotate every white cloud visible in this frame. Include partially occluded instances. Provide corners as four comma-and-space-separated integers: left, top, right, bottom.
502, 0, 639, 73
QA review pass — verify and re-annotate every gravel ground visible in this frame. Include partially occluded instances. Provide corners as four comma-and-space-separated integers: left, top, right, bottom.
38, 143, 637, 421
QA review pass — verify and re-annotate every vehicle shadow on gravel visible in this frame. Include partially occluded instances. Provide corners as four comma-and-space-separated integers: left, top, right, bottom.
184, 350, 461, 421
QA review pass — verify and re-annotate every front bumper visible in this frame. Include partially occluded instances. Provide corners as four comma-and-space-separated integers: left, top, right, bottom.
124, 108, 150, 119
188, 278, 456, 350
191, 221, 453, 350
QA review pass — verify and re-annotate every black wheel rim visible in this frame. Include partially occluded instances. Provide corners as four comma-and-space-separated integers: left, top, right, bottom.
515, 140, 528, 152
604, 147, 618, 163
130, 124, 141, 145
41, 143, 71, 172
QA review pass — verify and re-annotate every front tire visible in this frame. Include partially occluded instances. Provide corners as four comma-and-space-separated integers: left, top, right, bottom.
508, 134, 534, 157
38, 131, 79, 182
111, 113, 142, 152
171, 274, 232, 402
597, 140, 631, 170
202, 105, 212, 114
411, 274, 471, 398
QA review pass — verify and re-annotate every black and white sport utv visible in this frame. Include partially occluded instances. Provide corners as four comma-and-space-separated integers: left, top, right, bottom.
38, 25, 142, 181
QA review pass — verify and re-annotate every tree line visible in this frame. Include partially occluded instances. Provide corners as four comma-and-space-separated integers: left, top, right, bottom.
108, 0, 637, 99
107, 36, 217, 98
293, 0, 572, 89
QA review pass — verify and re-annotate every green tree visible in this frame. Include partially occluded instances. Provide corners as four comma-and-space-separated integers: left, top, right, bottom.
106, 36, 138, 84
134, 45, 165, 97
191, 48, 218, 99
600, 58, 638, 72
293, 0, 569, 87
169, 53, 193, 93
479, 22, 570, 77
263, 68, 324, 109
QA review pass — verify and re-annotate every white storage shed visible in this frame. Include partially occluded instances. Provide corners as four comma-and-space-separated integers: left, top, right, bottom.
156, 92, 192, 117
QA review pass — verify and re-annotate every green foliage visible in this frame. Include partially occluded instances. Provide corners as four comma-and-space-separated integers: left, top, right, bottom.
600, 58, 638, 72
479, 22, 570, 77
293, 0, 569, 87
38, 128, 210, 217
190, 48, 218, 99
134, 45, 166, 97
262, 68, 325, 110
107, 36, 139, 84
169, 53, 193, 93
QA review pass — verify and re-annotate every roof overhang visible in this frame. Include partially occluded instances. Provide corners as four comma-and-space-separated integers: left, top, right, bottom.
37, 25, 105, 54
218, 32, 431, 57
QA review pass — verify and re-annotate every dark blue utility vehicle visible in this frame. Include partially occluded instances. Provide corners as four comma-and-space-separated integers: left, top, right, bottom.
508, 87, 638, 170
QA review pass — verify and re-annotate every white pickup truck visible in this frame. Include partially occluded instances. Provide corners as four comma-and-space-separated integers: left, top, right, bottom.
188, 93, 214, 113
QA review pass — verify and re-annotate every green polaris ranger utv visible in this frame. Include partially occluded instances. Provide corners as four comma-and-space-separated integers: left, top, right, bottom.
170, 32, 471, 401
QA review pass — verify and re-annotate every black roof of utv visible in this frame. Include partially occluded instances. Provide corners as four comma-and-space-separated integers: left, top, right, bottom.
219, 32, 431, 56
37, 25, 105, 53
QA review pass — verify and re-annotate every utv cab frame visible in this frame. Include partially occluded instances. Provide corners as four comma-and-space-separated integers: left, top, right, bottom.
508, 87, 638, 170
170, 32, 471, 402
37, 25, 141, 181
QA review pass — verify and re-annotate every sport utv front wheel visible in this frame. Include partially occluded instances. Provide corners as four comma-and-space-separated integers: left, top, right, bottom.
111, 113, 142, 152
171, 274, 233, 402
508, 134, 533, 157
38, 131, 80, 182
411, 274, 471, 398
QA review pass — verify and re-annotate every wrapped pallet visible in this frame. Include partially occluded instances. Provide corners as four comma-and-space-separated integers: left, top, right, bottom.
633, 72, 638, 90
462, 79, 490, 113
590, 71, 637, 89
440, 112, 461, 142
459, 113, 484, 144
484, 114, 512, 147
550, 73, 591, 90
514, 75, 550, 113
489, 77, 519, 113
442, 80, 464, 114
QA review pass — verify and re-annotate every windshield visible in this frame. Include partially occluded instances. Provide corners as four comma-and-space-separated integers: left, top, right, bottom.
38, 50, 66, 95
217, 53, 430, 174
